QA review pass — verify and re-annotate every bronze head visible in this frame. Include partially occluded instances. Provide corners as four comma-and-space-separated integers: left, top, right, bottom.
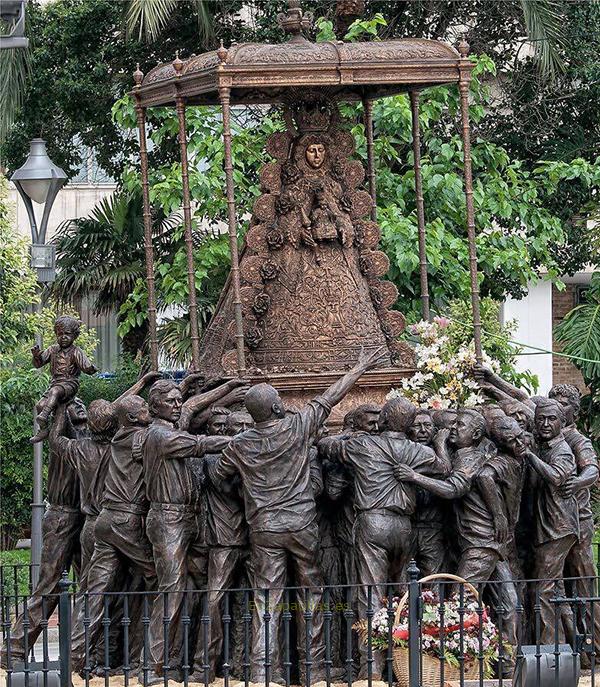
244, 382, 285, 423
305, 142, 326, 169
115, 395, 151, 429
499, 399, 533, 432
549, 383, 581, 420
379, 397, 417, 434
226, 411, 254, 436
207, 406, 232, 436
68, 397, 88, 425
409, 410, 435, 445
351, 403, 381, 434
535, 398, 566, 442
489, 414, 525, 455
54, 315, 81, 348
449, 409, 486, 449
148, 380, 182, 424
88, 399, 117, 442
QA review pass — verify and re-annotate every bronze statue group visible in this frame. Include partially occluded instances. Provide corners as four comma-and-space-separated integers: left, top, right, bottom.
2, 317, 598, 684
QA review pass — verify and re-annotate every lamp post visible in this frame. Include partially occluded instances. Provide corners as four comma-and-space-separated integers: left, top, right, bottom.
11, 139, 67, 587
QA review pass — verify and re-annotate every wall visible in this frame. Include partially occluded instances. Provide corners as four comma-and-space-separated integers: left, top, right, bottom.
504, 272, 594, 396
552, 283, 588, 393
503, 281, 554, 394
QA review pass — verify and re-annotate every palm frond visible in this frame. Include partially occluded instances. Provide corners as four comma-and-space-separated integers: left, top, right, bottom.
192, 0, 214, 44
158, 314, 192, 369
124, 0, 214, 43
52, 189, 180, 315
0, 46, 29, 145
555, 274, 600, 383
157, 295, 216, 369
125, 0, 179, 42
519, 0, 566, 78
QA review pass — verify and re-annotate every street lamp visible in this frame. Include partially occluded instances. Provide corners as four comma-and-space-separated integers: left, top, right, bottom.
12, 139, 67, 282
11, 139, 67, 587
0, 0, 28, 49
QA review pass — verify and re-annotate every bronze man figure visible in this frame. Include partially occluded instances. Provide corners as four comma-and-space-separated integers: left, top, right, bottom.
321, 397, 448, 678
519, 398, 579, 644
0, 399, 87, 667
71, 394, 158, 672
203, 411, 254, 680
212, 347, 384, 683
141, 380, 229, 679
407, 410, 451, 576
394, 409, 505, 584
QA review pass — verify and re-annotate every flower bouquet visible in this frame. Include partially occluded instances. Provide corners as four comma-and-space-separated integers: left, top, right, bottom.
355, 575, 509, 687
387, 316, 500, 410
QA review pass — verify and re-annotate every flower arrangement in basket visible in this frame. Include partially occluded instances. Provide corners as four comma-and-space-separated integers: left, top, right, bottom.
354, 574, 510, 687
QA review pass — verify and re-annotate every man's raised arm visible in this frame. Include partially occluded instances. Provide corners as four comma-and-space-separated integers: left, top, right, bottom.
179, 379, 248, 431
473, 364, 535, 410
320, 347, 386, 410
49, 403, 77, 468
113, 371, 163, 406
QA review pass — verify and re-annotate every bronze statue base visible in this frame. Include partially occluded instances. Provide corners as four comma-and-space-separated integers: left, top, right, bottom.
249, 367, 414, 427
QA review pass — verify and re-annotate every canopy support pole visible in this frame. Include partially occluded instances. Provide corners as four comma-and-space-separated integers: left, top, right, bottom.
409, 90, 430, 322
219, 84, 246, 375
175, 83, 201, 370
134, 66, 159, 371
362, 97, 377, 222
458, 41, 483, 362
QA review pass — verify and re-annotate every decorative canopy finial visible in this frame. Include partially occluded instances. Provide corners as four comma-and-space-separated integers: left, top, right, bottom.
173, 50, 183, 74
278, 0, 312, 39
217, 40, 228, 63
133, 63, 144, 86
458, 34, 470, 57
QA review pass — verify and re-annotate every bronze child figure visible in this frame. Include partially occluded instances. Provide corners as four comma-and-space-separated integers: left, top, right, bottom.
31, 315, 97, 443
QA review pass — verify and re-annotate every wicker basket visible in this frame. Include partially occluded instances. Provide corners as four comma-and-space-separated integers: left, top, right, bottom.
354, 573, 483, 687
392, 646, 480, 687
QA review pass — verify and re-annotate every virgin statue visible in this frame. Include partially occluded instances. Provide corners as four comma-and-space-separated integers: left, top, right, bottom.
199, 94, 408, 376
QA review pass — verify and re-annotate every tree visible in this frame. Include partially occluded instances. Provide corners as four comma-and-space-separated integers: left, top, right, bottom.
0, 178, 39, 359
114, 99, 274, 365
6, 2, 596, 367
122, 0, 567, 77
2, 0, 585, 179
125, 0, 213, 42
0, 0, 214, 177
52, 188, 182, 356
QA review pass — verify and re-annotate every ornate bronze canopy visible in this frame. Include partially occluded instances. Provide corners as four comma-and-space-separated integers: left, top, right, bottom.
132, 0, 483, 405
135, 36, 469, 108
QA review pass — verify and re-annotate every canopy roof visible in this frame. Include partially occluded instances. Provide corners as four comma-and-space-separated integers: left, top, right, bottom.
134, 33, 470, 108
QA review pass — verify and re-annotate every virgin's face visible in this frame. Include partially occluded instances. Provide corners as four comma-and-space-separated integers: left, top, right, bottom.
305, 143, 326, 169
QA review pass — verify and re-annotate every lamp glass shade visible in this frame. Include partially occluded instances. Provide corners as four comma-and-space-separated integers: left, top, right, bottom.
11, 139, 67, 205
19, 178, 53, 205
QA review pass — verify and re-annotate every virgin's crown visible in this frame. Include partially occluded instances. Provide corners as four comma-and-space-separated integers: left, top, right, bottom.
292, 99, 334, 133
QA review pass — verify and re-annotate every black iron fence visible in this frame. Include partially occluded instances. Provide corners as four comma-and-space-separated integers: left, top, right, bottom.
2, 563, 600, 687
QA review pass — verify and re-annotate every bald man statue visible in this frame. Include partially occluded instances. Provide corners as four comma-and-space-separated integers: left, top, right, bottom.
212, 347, 384, 683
